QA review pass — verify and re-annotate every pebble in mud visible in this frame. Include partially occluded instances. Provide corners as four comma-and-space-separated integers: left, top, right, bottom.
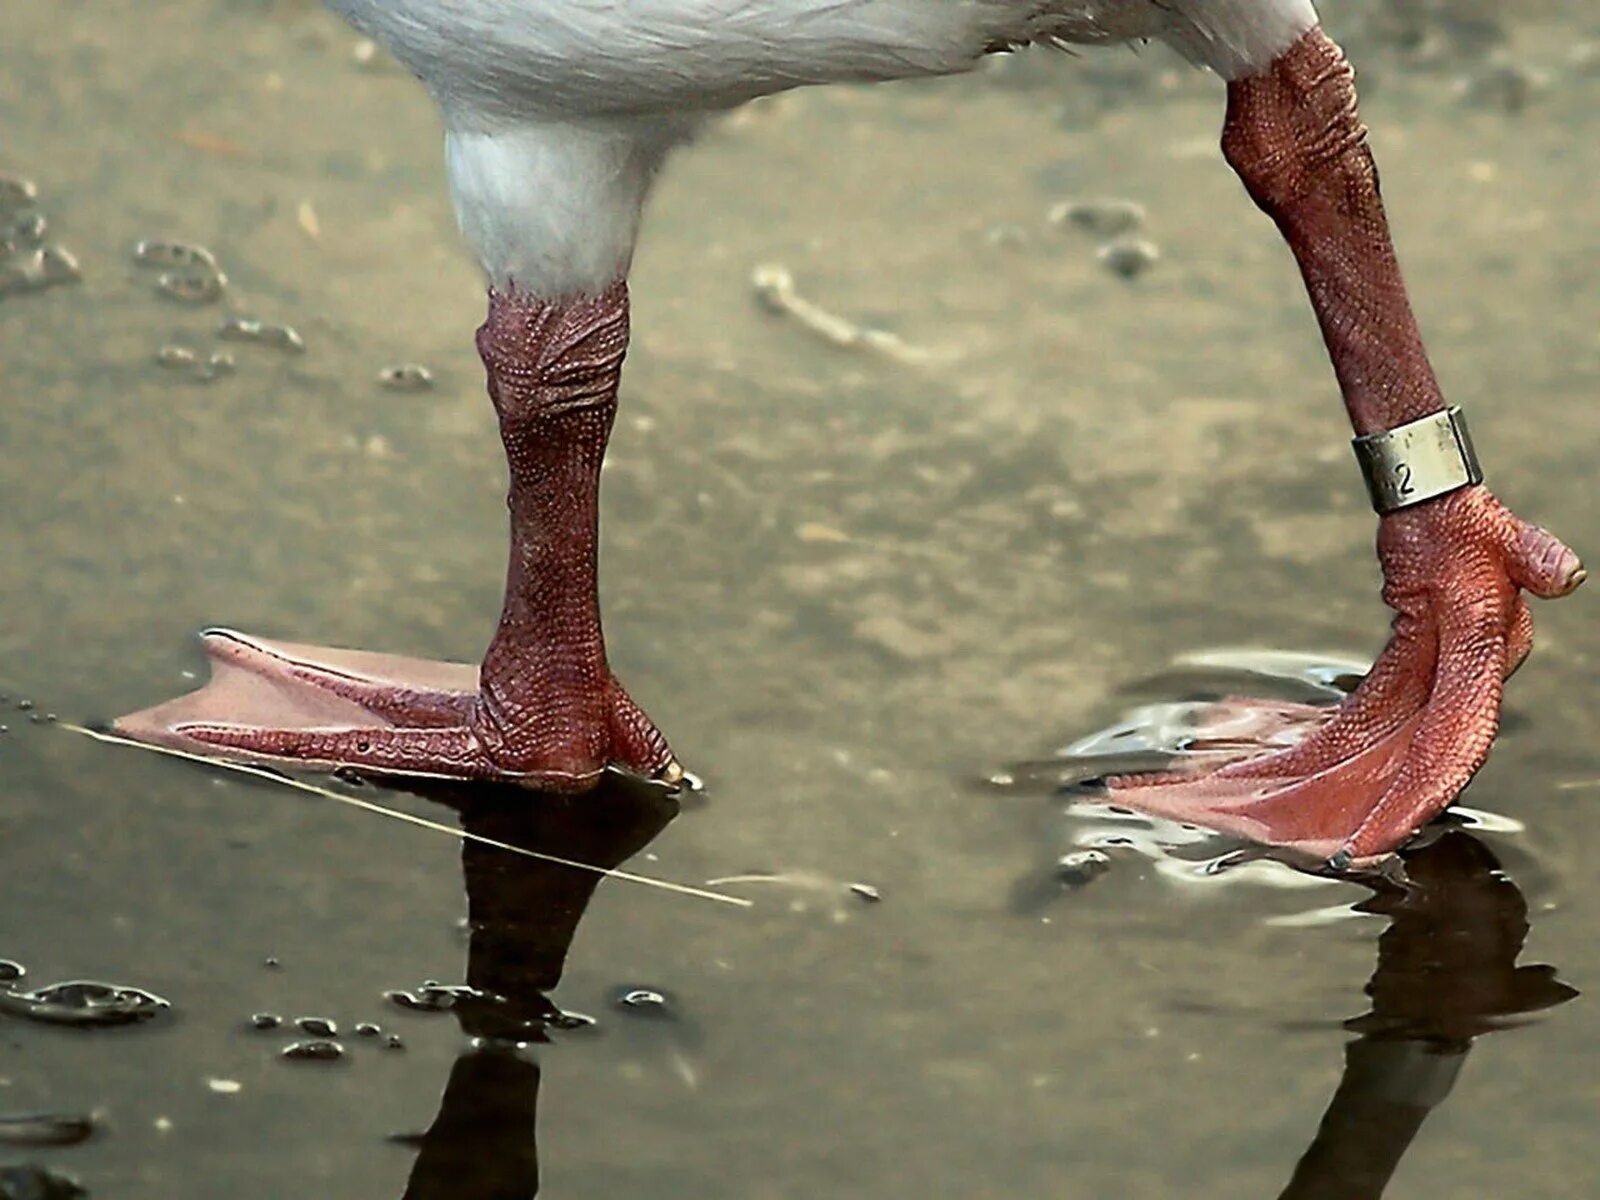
0, 981, 170, 1028
0, 1114, 95, 1148
1048, 197, 1146, 237
216, 316, 306, 355
0, 1164, 87, 1200
281, 1040, 344, 1063
1097, 237, 1160, 280
378, 363, 434, 392
295, 1017, 337, 1038
848, 882, 882, 903
133, 239, 227, 304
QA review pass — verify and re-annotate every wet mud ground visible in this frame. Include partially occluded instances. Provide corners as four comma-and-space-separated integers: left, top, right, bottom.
2, 1, 1598, 1196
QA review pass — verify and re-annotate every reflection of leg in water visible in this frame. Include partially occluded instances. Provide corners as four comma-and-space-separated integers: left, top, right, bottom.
1279, 831, 1576, 1200
400, 776, 678, 1199
1281, 1038, 1462, 1200
406, 1049, 543, 1200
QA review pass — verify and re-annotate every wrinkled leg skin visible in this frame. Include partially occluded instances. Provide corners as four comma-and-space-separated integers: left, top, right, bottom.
1107, 28, 1583, 868
116, 283, 681, 791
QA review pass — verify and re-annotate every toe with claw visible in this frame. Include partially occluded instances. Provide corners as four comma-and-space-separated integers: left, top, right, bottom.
1108, 487, 1582, 865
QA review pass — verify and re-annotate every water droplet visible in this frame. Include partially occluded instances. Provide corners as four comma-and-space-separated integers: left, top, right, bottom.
133, 239, 225, 304
611, 986, 677, 1021
281, 1040, 344, 1063
133, 239, 217, 270
205, 1079, 242, 1095
37, 246, 79, 286
216, 316, 305, 354
547, 1009, 596, 1032
249, 1013, 282, 1031
378, 363, 434, 391
0, 1113, 95, 1147
1055, 850, 1113, 887
1097, 237, 1160, 280
0, 980, 170, 1028
385, 1034, 405, 1051
0, 175, 39, 213
353, 1022, 381, 1038
263, 957, 281, 969
295, 1017, 336, 1037
2, 212, 46, 252
1048, 197, 1146, 236
385, 983, 482, 1013
0, 1163, 86, 1200
0, 961, 24, 984
848, 882, 882, 903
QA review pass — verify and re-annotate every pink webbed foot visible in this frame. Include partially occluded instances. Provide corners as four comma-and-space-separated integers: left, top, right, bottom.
1106, 487, 1583, 867
113, 629, 679, 790
114, 284, 680, 793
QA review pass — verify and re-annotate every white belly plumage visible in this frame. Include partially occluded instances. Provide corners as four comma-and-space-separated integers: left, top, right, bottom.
329, 0, 1316, 119
324, 0, 1318, 295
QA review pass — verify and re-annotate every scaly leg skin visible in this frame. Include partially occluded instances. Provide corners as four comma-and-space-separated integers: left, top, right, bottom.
1106, 27, 1583, 868
115, 283, 681, 792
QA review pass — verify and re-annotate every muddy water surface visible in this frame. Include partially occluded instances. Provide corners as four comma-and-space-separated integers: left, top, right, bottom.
2, 2, 1598, 1197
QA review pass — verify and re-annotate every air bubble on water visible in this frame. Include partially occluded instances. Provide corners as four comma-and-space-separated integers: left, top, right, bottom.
281, 1040, 344, 1063
0, 980, 170, 1027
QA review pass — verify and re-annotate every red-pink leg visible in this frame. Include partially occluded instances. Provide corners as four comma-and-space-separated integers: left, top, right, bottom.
1107, 28, 1582, 865
115, 283, 680, 791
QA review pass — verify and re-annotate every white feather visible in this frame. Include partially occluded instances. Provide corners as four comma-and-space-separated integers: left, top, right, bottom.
328, 0, 1320, 294
445, 117, 690, 296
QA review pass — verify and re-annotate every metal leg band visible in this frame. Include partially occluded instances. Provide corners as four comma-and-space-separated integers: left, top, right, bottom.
1352, 407, 1483, 514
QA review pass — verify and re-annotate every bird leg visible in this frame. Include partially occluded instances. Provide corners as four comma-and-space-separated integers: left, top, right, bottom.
1107, 28, 1582, 865
115, 282, 680, 791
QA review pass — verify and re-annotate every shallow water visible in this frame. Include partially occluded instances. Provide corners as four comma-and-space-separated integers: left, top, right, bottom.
3, 2, 1599, 1196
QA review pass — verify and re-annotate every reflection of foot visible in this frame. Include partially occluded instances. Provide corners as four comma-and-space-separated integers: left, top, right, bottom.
1278, 832, 1575, 1200
1109, 488, 1583, 866
114, 629, 678, 788
115, 285, 680, 792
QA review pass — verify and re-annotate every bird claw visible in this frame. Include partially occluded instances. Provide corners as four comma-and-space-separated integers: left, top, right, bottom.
1107, 486, 1581, 861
